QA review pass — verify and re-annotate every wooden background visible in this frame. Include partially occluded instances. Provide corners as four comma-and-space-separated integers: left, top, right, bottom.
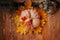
0, 8, 60, 40
0, 0, 60, 40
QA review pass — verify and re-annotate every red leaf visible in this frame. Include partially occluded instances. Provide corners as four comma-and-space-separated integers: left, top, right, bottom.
21, 16, 27, 21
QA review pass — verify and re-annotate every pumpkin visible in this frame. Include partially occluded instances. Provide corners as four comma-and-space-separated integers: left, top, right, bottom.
14, 1, 47, 35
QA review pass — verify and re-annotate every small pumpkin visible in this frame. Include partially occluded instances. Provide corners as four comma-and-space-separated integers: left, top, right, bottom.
14, 1, 47, 35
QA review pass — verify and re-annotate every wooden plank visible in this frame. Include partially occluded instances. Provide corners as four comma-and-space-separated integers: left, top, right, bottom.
0, 8, 60, 40
43, 9, 60, 40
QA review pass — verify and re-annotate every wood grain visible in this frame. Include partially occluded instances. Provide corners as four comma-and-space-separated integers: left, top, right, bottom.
0, 9, 60, 40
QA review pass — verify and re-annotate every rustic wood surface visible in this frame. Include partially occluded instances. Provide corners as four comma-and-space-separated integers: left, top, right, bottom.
0, 8, 60, 40
43, 8, 60, 40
